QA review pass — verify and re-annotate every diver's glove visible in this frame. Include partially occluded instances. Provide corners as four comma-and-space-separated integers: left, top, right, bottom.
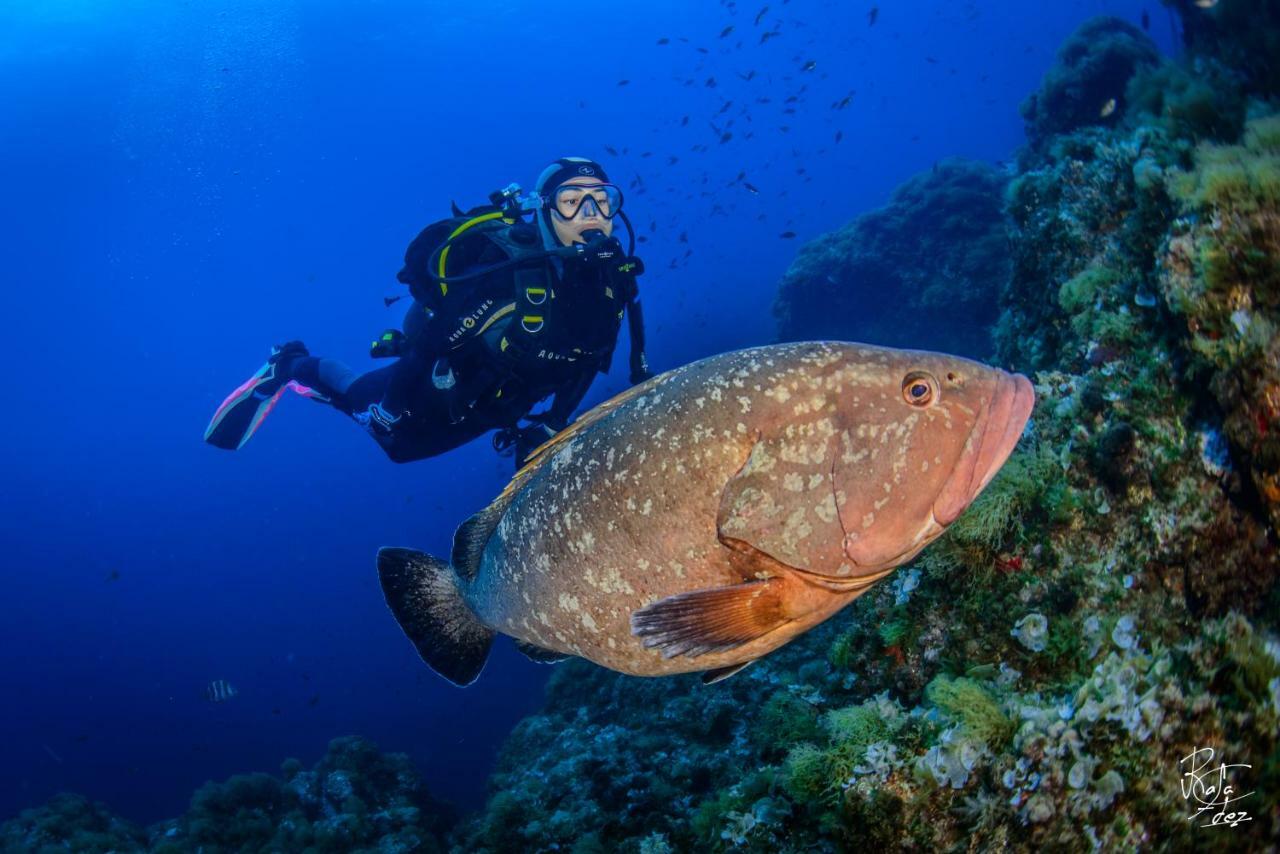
629, 352, 653, 386
370, 329, 406, 359
493, 420, 558, 465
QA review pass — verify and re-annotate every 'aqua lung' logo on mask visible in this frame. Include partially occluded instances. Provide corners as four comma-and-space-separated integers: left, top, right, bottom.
578, 165, 595, 176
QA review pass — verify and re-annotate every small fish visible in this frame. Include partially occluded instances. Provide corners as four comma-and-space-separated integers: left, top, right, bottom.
785, 95, 799, 104
605, 145, 619, 156
802, 60, 816, 71
739, 69, 757, 81
754, 5, 769, 25
744, 182, 760, 194
697, 46, 710, 54
680, 115, 690, 126
779, 230, 797, 238
1100, 98, 1117, 118
106, 569, 121, 582
719, 100, 733, 114
719, 131, 733, 144
1141, 9, 1150, 30
307, 694, 320, 706
705, 76, 718, 88
678, 231, 689, 243
205, 680, 238, 703
657, 37, 670, 45
617, 79, 630, 86
668, 155, 679, 165
760, 29, 780, 44
720, 25, 734, 38
835, 130, 843, 143
383, 295, 404, 308
868, 5, 879, 25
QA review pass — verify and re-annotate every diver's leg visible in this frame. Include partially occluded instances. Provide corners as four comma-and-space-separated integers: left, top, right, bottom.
289, 357, 359, 412
344, 361, 488, 463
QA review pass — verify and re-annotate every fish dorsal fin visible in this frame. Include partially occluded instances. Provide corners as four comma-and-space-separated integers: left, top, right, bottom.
495, 376, 663, 505
450, 501, 508, 583
515, 640, 572, 664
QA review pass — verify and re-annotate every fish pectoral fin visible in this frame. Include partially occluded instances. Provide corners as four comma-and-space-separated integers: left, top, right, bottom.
514, 640, 572, 664
702, 659, 756, 685
630, 576, 799, 659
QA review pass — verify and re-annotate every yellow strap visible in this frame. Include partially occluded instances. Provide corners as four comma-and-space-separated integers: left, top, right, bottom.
476, 302, 516, 335
438, 211, 505, 296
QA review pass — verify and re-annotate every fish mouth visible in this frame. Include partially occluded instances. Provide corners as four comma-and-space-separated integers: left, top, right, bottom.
931, 371, 1035, 527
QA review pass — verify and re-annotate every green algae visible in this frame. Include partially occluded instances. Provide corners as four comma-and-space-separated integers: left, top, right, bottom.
924, 676, 1013, 749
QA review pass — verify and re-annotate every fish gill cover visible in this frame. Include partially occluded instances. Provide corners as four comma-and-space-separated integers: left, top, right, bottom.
2, 0, 1279, 852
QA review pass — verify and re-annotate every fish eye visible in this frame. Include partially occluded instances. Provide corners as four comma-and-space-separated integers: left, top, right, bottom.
901, 371, 938, 407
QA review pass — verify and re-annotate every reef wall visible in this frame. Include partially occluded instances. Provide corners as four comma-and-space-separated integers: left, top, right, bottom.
449, 8, 1279, 853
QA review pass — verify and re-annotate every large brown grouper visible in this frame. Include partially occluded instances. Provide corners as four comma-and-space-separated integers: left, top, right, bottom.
378, 342, 1034, 686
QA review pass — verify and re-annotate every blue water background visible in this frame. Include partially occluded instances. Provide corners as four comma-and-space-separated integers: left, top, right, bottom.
0, 0, 1173, 825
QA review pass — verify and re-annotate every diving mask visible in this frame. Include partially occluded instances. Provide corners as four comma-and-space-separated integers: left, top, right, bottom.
549, 183, 623, 220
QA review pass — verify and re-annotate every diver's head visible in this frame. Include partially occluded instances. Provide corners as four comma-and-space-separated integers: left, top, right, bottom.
534, 157, 622, 248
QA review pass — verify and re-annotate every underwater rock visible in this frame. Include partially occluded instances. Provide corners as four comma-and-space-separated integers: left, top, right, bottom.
773, 158, 1010, 360
1019, 17, 1161, 152
0, 793, 146, 852
0, 736, 454, 853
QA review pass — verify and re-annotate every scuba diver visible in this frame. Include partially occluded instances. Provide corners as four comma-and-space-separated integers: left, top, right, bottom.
204, 157, 652, 467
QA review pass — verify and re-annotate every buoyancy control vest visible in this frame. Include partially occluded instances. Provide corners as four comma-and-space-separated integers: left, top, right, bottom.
394, 205, 644, 424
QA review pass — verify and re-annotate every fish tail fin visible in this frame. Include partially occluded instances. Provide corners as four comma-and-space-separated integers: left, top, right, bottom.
377, 547, 494, 687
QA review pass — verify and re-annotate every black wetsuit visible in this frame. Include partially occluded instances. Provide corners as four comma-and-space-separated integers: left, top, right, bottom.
287, 220, 649, 464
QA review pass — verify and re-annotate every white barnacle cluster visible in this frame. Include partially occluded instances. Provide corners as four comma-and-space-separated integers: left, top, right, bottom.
917, 726, 987, 790
851, 741, 899, 783
997, 618, 1178, 825
1010, 612, 1049, 652
892, 567, 921, 606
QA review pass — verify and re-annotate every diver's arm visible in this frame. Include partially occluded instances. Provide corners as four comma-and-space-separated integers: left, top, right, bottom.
544, 367, 598, 431
626, 297, 652, 384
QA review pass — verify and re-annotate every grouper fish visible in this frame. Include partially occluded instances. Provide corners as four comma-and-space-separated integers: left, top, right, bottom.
378, 342, 1034, 686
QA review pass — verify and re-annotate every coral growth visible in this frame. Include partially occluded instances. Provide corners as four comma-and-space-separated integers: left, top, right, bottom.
1162, 114, 1280, 528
